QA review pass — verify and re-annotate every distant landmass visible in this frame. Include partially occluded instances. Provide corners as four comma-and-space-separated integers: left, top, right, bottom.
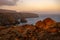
0, 9, 38, 26
0, 9, 39, 18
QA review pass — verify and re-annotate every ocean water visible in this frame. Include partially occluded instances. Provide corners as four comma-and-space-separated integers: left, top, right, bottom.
20, 14, 60, 25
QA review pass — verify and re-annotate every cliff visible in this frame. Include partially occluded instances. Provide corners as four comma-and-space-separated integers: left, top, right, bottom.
0, 9, 38, 26
0, 9, 38, 18
0, 18, 60, 40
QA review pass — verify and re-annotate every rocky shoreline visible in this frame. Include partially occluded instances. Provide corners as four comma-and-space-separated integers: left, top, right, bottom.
0, 18, 60, 40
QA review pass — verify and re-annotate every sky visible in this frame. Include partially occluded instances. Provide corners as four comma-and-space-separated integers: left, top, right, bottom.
0, 0, 60, 12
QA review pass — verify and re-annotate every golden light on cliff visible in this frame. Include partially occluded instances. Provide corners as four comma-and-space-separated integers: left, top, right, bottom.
35, 18, 57, 32
35, 20, 45, 29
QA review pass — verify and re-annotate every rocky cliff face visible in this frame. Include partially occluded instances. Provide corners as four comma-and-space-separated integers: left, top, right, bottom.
0, 9, 38, 26
0, 13, 20, 26
0, 18, 60, 40
35, 18, 56, 30
0, 9, 38, 18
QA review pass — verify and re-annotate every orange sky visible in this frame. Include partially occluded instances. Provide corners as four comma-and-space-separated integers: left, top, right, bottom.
0, 0, 59, 12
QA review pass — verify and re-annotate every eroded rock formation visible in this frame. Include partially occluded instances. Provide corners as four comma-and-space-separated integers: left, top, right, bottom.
35, 18, 57, 31
0, 13, 20, 26
0, 18, 60, 40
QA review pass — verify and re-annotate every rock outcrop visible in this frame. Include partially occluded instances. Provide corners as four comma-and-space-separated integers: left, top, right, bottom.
0, 13, 20, 26
0, 18, 60, 40
35, 18, 57, 31
35, 20, 45, 29
43, 18, 56, 27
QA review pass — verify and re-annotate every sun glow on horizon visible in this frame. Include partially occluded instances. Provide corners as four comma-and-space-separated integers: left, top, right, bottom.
0, 0, 59, 12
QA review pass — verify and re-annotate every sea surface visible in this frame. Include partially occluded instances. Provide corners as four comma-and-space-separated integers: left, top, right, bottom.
20, 14, 60, 25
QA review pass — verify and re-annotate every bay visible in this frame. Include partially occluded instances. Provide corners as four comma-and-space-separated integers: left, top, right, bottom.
20, 14, 60, 25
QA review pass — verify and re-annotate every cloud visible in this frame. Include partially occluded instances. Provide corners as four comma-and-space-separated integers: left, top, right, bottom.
0, 0, 18, 6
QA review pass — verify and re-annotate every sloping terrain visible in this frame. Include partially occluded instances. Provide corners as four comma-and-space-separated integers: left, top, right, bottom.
0, 18, 60, 40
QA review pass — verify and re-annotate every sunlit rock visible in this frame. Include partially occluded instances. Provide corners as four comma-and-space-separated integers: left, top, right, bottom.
0, 17, 60, 40
43, 18, 56, 30
35, 17, 57, 33
22, 24, 36, 31
43, 18, 56, 26
35, 20, 45, 29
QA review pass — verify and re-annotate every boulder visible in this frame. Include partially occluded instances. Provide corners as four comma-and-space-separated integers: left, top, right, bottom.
43, 18, 56, 30
35, 18, 57, 32
43, 18, 56, 26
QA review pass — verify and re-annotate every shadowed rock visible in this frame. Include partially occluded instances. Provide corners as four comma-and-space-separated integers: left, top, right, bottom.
0, 13, 20, 26
20, 18, 27, 23
0, 9, 39, 26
